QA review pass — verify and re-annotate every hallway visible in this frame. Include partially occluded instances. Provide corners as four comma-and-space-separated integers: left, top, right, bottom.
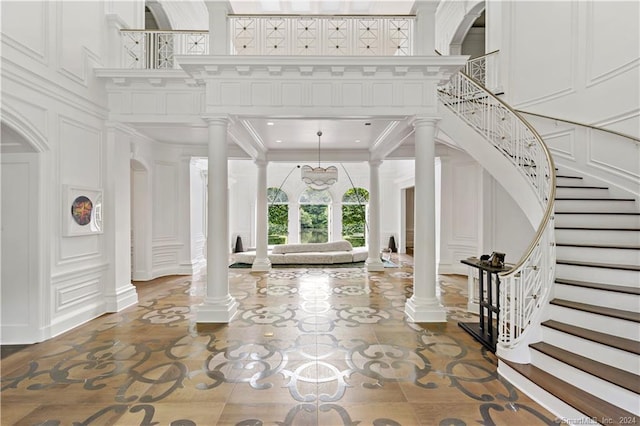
1, 258, 556, 425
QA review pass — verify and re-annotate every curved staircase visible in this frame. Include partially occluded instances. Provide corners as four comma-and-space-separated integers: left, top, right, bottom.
503, 168, 640, 420
438, 69, 640, 421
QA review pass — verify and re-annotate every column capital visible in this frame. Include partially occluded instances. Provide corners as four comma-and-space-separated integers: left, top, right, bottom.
369, 159, 383, 168
412, 116, 440, 129
254, 159, 269, 168
202, 115, 230, 126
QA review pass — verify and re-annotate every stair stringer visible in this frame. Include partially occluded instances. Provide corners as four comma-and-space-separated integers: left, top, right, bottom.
438, 101, 543, 228
437, 99, 552, 364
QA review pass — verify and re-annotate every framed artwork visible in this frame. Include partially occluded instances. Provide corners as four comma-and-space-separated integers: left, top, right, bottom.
63, 185, 103, 236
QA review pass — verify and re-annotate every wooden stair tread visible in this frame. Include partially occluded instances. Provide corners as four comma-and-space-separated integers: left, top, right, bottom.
530, 342, 640, 394
555, 278, 640, 295
542, 320, 640, 355
556, 185, 609, 189
556, 259, 640, 271
555, 211, 640, 215
551, 299, 640, 323
556, 226, 640, 231
556, 243, 640, 250
502, 360, 637, 420
555, 197, 635, 201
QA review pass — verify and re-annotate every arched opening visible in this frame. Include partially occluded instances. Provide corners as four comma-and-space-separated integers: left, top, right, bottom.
341, 187, 369, 247
299, 188, 332, 243
1, 121, 44, 343
145, 0, 172, 30
267, 187, 289, 245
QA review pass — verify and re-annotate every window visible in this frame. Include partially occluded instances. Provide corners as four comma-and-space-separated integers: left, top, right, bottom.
299, 188, 332, 243
267, 187, 288, 244
342, 187, 369, 247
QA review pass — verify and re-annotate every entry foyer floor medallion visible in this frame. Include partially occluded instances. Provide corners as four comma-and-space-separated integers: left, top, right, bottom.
1, 257, 557, 425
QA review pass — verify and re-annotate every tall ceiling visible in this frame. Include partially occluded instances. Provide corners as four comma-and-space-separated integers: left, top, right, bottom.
229, 0, 416, 15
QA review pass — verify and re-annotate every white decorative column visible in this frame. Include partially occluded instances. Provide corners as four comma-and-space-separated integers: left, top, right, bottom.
253, 160, 271, 271
411, 0, 438, 55
405, 117, 447, 322
197, 116, 238, 323
366, 160, 384, 271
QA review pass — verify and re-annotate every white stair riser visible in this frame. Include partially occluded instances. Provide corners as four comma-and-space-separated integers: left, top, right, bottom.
555, 199, 637, 212
549, 304, 639, 340
530, 350, 640, 415
555, 187, 610, 198
498, 362, 589, 424
554, 214, 640, 228
555, 229, 640, 245
556, 246, 640, 264
553, 283, 640, 312
555, 264, 640, 286
542, 327, 640, 374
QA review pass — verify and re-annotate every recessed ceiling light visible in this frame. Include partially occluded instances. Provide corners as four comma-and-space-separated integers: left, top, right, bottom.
355, 139, 361, 143
267, 122, 274, 126
275, 139, 282, 143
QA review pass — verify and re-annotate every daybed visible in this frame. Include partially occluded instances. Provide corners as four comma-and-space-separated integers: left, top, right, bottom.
233, 240, 369, 265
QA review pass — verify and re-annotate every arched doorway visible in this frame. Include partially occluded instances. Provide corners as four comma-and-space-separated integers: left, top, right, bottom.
1, 121, 46, 343
299, 188, 332, 243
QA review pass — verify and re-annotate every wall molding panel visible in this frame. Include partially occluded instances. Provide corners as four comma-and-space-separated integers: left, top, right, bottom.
0, 1, 50, 65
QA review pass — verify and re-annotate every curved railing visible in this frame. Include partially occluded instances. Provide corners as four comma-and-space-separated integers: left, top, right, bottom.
438, 71, 556, 356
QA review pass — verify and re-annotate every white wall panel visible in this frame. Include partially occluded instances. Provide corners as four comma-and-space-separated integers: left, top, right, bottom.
59, 116, 102, 188
132, 93, 160, 114
1, 1, 49, 63
588, 131, 640, 182
544, 130, 576, 162
451, 162, 479, 242
153, 161, 179, 240
586, 1, 640, 87
58, 1, 103, 84
510, 1, 575, 106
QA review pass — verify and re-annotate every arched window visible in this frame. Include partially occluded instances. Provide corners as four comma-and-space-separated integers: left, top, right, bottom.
342, 187, 369, 247
267, 187, 288, 244
299, 188, 332, 243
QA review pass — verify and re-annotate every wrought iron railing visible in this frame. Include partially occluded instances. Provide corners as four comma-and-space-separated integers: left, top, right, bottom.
464, 50, 500, 89
229, 15, 414, 56
438, 72, 556, 358
120, 30, 209, 69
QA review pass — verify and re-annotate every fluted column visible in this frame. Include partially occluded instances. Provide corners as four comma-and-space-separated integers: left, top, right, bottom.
196, 116, 238, 323
405, 117, 447, 322
253, 160, 271, 271
366, 160, 384, 271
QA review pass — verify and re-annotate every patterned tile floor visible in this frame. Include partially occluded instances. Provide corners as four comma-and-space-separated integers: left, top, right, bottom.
1, 256, 558, 425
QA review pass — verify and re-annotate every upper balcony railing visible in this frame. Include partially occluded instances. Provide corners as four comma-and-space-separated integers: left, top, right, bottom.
120, 15, 415, 68
229, 15, 414, 56
121, 30, 209, 69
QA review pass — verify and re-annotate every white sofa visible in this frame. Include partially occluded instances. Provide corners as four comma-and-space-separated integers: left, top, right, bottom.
233, 240, 369, 265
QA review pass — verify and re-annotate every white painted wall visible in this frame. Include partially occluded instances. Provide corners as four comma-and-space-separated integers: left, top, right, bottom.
486, 1, 639, 138
0, 0, 144, 342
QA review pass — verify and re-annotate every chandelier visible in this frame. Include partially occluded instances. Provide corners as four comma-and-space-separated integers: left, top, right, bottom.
301, 130, 338, 190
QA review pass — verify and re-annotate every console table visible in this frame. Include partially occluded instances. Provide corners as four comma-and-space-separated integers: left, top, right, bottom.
458, 257, 509, 352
